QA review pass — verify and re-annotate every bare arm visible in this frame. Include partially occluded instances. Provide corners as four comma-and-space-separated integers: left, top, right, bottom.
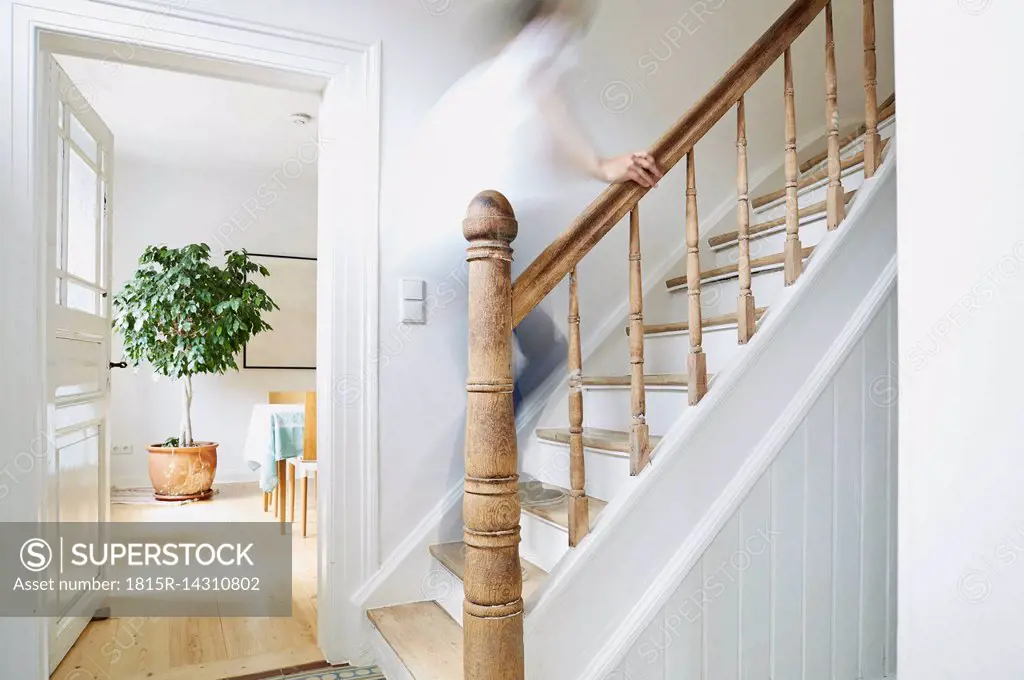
533, 81, 662, 187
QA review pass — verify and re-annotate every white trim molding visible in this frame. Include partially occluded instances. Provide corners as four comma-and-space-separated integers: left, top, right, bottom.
0, 2, 381, 675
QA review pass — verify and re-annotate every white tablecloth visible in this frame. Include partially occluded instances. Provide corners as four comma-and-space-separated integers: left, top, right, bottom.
243, 403, 303, 491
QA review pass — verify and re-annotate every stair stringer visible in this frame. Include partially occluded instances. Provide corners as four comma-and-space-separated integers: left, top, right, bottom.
522, 147, 898, 680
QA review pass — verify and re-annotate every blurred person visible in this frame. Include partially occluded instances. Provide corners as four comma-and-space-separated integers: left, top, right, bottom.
402, 0, 662, 412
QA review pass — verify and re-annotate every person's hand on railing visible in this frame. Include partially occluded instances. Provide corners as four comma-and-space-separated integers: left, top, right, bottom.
597, 152, 663, 188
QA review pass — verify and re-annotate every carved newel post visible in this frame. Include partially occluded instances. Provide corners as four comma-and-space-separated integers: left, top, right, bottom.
462, 191, 525, 680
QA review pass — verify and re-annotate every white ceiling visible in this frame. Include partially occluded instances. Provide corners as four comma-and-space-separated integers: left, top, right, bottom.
55, 55, 321, 173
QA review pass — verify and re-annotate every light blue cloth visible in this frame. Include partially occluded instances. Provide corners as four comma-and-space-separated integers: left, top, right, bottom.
249, 410, 305, 492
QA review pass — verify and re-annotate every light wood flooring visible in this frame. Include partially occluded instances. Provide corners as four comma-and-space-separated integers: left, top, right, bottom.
52, 482, 322, 680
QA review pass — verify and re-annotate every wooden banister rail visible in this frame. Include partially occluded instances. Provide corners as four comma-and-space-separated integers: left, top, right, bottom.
511, 0, 830, 327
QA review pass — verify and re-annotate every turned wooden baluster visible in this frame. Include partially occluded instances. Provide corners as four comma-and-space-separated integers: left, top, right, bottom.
783, 47, 803, 286
735, 97, 756, 345
628, 206, 651, 474
862, 0, 881, 178
824, 1, 847, 230
462, 191, 524, 680
567, 267, 589, 546
685, 152, 708, 405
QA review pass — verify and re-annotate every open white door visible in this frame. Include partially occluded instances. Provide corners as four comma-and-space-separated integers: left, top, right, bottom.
44, 57, 115, 673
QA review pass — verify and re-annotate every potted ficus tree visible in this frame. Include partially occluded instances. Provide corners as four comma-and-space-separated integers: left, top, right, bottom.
113, 244, 277, 501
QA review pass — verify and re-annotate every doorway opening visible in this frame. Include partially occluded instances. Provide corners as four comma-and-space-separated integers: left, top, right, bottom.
45, 41, 326, 680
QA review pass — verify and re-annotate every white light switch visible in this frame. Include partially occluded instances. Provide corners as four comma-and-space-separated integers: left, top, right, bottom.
401, 298, 426, 324
401, 278, 426, 301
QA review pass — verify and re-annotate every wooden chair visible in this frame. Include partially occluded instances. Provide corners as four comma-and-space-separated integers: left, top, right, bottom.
265, 391, 318, 536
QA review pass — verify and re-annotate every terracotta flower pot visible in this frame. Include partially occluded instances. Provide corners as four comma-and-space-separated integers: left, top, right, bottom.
147, 442, 218, 501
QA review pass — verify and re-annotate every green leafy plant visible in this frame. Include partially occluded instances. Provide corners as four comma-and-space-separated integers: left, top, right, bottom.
112, 244, 277, 447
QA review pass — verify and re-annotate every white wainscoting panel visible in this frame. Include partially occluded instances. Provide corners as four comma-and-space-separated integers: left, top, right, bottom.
608, 295, 897, 680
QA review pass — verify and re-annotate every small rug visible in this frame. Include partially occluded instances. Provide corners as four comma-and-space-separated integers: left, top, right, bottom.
111, 486, 221, 505
221, 662, 384, 680
283, 666, 384, 680
223, 663, 384, 680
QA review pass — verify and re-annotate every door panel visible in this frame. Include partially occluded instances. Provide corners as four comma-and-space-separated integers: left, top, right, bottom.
55, 425, 102, 614
46, 56, 114, 673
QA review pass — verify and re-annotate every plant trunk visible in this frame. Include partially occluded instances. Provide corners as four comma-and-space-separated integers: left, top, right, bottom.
181, 375, 194, 447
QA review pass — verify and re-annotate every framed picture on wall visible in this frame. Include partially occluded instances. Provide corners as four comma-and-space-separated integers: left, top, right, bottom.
243, 253, 317, 370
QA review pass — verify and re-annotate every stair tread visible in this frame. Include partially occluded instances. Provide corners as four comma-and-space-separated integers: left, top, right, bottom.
752, 137, 891, 210
519, 481, 609, 530
536, 427, 663, 454
798, 95, 895, 174
639, 307, 768, 336
582, 373, 692, 387
367, 601, 463, 680
666, 246, 815, 290
709, 191, 857, 249
429, 541, 549, 601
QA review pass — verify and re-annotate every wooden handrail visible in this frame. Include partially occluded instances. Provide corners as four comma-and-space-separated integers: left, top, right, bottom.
511, 0, 830, 327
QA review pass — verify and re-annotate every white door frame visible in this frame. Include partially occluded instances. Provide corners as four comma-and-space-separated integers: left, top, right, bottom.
0, 2, 381, 677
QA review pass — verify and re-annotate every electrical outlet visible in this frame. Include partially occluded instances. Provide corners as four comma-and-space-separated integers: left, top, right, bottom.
112, 445, 134, 456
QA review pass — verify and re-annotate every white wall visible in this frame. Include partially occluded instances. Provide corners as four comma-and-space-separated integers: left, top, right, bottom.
609, 295, 897, 680
109, 157, 317, 487
894, 2, 1024, 679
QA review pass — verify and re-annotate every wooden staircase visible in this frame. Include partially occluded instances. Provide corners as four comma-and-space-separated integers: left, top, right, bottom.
367, 0, 894, 677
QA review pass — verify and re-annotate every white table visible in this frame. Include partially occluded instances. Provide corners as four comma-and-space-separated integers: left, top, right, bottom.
243, 403, 304, 492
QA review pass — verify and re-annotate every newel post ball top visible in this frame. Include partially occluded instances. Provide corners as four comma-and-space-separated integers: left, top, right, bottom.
463, 190, 519, 244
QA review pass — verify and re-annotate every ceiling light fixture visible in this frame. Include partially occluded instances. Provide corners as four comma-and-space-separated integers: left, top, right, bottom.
290, 113, 313, 126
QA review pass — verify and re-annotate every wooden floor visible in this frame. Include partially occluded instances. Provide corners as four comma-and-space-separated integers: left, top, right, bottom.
52, 482, 323, 680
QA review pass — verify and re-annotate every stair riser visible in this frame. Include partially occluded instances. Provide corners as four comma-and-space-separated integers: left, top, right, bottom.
520, 508, 570, 573
524, 440, 630, 503
712, 211, 831, 270
427, 558, 466, 626
580, 388, 690, 437
666, 268, 788, 320
798, 114, 896, 179
366, 624, 416, 680
754, 117, 895, 219
642, 327, 745, 376
753, 164, 867, 223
